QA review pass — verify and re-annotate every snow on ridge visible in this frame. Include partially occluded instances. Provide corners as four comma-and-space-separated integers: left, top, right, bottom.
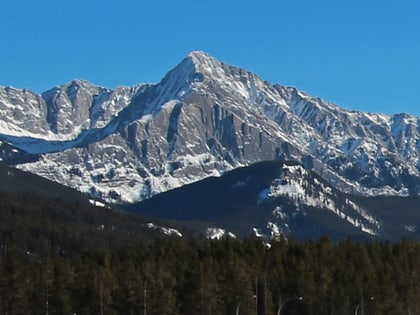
89, 199, 108, 208
205, 227, 236, 240
404, 225, 416, 232
267, 221, 282, 239
0, 118, 85, 142
146, 223, 183, 237
1, 50, 420, 208
253, 228, 264, 237
258, 164, 380, 235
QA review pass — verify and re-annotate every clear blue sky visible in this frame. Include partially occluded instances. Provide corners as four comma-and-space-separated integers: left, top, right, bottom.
1, 0, 420, 116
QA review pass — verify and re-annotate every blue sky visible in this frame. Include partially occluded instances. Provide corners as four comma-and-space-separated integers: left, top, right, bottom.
1, 1, 420, 116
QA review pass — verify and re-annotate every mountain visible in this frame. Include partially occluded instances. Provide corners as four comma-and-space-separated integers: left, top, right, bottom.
124, 160, 420, 241
0, 51, 419, 204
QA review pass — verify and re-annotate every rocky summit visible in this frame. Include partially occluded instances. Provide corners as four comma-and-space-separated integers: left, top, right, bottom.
0, 51, 419, 203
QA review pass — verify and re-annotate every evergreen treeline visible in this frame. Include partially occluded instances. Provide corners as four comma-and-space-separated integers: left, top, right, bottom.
0, 188, 419, 314
0, 236, 419, 315
0, 190, 174, 257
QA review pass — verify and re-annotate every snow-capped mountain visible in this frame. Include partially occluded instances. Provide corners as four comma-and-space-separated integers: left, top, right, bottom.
0, 51, 419, 203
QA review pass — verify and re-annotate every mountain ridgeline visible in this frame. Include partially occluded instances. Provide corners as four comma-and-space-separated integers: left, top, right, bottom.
0, 51, 420, 240
0, 52, 419, 314
0, 51, 419, 205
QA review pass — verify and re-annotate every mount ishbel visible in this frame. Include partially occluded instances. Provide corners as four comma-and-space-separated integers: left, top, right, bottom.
0, 51, 419, 240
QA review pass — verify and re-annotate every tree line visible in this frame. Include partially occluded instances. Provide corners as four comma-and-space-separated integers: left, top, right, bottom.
0, 190, 418, 314
0, 235, 419, 315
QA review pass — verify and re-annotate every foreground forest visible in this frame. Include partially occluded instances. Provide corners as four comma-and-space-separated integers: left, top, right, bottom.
0, 179, 418, 314
0, 236, 419, 315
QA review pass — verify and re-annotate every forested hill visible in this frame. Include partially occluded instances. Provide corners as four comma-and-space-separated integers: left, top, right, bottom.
0, 163, 88, 202
0, 190, 164, 257
0, 164, 187, 258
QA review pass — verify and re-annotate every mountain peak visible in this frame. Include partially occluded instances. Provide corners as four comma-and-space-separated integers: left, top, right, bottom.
185, 50, 222, 73
1, 51, 420, 208
188, 50, 211, 58
61, 79, 102, 92
157, 51, 220, 91
187, 50, 215, 62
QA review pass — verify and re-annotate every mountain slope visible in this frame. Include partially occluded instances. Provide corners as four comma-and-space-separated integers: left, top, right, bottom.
0, 51, 419, 203
124, 161, 420, 240
0, 163, 186, 257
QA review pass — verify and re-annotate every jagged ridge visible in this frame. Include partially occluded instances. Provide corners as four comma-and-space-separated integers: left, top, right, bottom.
0, 51, 419, 203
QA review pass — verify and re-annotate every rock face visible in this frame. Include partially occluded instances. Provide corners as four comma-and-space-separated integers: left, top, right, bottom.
0, 51, 419, 203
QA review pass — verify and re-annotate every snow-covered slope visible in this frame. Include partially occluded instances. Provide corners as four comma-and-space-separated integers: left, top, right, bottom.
1, 51, 419, 202
126, 160, 418, 240
257, 163, 380, 238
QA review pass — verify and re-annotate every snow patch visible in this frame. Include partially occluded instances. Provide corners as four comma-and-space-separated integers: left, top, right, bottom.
404, 225, 416, 232
258, 163, 380, 236
146, 223, 183, 237
205, 227, 236, 240
89, 199, 108, 208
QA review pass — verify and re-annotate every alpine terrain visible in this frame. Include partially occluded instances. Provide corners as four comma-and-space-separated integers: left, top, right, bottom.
0, 51, 420, 239
125, 160, 420, 241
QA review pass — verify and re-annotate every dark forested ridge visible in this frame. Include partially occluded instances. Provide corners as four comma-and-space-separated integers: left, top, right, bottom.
0, 163, 88, 202
125, 160, 420, 241
0, 186, 418, 314
0, 163, 188, 257
0, 190, 169, 258
0, 235, 419, 315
